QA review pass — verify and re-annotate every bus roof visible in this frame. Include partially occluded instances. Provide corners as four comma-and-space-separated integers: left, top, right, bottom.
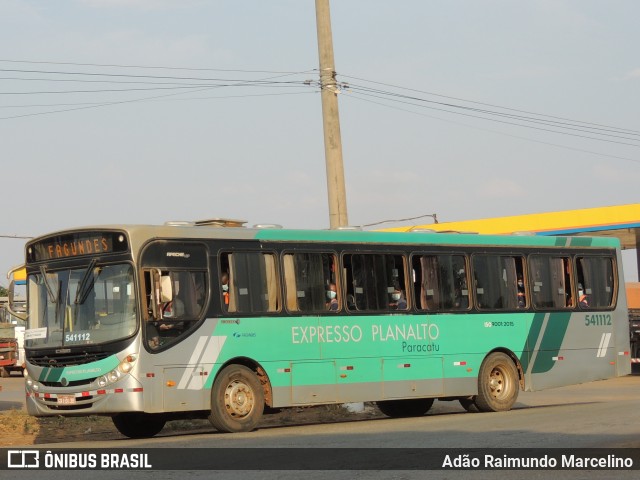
26, 223, 621, 253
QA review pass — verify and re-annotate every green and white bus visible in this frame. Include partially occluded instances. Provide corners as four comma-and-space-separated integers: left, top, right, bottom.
20, 220, 631, 437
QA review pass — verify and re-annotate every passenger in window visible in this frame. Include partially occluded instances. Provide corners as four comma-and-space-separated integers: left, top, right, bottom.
162, 297, 185, 318
390, 288, 407, 310
517, 275, 526, 308
578, 287, 589, 308
159, 285, 185, 334
326, 283, 339, 311
221, 272, 230, 310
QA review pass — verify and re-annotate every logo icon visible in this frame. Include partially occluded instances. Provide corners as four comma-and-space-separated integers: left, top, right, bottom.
7, 450, 40, 468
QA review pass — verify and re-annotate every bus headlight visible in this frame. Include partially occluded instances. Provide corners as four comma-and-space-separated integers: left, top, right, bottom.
118, 354, 136, 374
95, 355, 137, 388
25, 373, 40, 392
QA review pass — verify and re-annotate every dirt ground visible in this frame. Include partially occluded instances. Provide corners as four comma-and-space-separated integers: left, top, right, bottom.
0, 403, 385, 447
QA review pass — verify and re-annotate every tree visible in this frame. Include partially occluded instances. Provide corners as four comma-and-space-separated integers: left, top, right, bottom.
0, 285, 8, 297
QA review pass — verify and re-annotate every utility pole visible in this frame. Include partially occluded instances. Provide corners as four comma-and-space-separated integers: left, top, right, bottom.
315, 0, 348, 229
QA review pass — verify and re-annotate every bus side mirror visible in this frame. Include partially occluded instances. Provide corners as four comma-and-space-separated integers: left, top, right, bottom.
6, 266, 27, 322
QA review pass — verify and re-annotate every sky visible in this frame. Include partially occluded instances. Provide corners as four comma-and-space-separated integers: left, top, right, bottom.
1, 0, 639, 287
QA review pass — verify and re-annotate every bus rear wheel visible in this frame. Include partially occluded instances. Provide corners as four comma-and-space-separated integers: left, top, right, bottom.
209, 364, 264, 433
112, 412, 166, 438
475, 352, 519, 412
377, 398, 434, 418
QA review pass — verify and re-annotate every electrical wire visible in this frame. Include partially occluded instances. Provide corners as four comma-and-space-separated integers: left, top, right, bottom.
339, 73, 640, 136
339, 84, 640, 146
0, 90, 316, 109
339, 90, 640, 164
0, 58, 310, 75
333, 85, 640, 148
0, 69, 317, 120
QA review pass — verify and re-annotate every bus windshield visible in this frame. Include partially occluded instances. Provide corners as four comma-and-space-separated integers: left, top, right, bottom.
27, 263, 137, 349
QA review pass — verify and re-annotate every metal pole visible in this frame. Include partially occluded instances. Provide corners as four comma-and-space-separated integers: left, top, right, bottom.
315, 0, 348, 228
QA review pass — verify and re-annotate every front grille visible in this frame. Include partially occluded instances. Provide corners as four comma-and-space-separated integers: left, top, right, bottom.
40, 378, 98, 388
29, 351, 111, 367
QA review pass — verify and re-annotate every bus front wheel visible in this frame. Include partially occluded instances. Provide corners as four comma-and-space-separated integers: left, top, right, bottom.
112, 412, 166, 438
209, 364, 264, 433
475, 352, 519, 412
377, 398, 434, 418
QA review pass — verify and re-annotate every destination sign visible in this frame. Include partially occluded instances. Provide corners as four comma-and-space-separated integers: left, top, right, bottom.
27, 232, 129, 262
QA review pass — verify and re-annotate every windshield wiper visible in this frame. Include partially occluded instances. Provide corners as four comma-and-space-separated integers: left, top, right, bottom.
39, 266, 58, 303
74, 259, 98, 305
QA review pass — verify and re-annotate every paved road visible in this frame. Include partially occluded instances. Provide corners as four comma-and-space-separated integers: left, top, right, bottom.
2, 373, 639, 479
0, 374, 25, 411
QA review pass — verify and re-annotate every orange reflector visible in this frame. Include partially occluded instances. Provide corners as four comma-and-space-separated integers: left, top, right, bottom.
166, 380, 176, 388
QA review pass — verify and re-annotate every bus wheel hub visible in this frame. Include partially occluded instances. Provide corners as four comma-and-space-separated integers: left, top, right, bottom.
225, 380, 254, 417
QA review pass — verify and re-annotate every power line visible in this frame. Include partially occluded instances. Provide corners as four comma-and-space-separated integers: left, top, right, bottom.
360, 213, 439, 228
339, 73, 640, 136
0, 90, 316, 109
0, 58, 311, 75
0, 67, 314, 86
339, 87, 640, 148
346, 83, 640, 141
342, 91, 640, 164
0, 70, 317, 120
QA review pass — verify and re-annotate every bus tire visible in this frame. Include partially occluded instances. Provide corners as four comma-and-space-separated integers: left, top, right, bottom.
209, 364, 264, 433
376, 398, 434, 418
112, 412, 166, 438
475, 352, 519, 412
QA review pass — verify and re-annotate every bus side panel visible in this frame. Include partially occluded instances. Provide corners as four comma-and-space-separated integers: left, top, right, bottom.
523, 309, 629, 392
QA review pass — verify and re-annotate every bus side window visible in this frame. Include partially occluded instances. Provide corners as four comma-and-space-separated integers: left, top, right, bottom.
576, 256, 616, 309
344, 253, 407, 312
529, 255, 572, 309
413, 254, 469, 311
142, 269, 207, 351
223, 252, 280, 313
283, 252, 338, 313
473, 255, 524, 310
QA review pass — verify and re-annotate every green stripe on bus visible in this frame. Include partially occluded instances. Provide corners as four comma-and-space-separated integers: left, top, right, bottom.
531, 311, 572, 374
569, 237, 593, 247
38, 355, 121, 383
519, 313, 546, 372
